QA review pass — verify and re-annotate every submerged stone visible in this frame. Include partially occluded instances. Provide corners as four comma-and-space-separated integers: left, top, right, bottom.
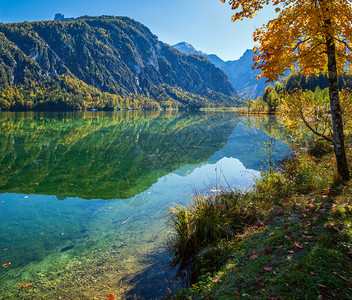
60, 245, 75, 252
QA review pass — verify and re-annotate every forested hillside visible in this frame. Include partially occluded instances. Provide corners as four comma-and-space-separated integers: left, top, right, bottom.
0, 16, 241, 110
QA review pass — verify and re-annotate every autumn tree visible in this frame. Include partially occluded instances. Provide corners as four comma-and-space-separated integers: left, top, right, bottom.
262, 85, 279, 113
220, 0, 351, 180
245, 97, 253, 113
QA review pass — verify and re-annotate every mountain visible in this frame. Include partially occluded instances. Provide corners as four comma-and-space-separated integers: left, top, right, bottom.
0, 16, 240, 110
173, 42, 270, 99
173, 42, 226, 69
171, 42, 207, 57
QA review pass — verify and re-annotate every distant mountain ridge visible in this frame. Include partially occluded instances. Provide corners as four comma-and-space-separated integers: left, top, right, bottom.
0, 16, 240, 110
173, 42, 270, 99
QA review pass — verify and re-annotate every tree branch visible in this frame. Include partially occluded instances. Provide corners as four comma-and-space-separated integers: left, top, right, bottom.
297, 105, 333, 142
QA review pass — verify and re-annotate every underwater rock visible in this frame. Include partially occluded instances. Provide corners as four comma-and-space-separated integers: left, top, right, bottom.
60, 245, 75, 252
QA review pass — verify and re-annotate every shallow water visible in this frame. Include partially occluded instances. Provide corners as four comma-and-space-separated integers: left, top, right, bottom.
0, 111, 291, 299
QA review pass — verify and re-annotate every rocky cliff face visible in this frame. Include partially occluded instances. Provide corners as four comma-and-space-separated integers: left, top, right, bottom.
223, 49, 269, 99
173, 42, 270, 99
0, 17, 238, 105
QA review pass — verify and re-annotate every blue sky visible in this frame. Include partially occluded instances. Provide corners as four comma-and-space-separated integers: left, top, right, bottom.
0, 0, 275, 61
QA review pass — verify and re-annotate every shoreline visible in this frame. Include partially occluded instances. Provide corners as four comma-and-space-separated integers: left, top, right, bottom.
168, 139, 352, 299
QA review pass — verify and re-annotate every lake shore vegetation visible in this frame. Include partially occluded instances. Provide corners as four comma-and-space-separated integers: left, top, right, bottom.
167, 137, 352, 299
238, 71, 352, 115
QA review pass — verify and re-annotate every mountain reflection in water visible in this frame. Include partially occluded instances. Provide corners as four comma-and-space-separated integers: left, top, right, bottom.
0, 111, 239, 199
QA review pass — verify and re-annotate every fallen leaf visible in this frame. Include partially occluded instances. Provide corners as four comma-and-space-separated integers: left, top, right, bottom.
337, 274, 350, 282
2, 262, 11, 268
302, 235, 313, 239
250, 251, 259, 260
17, 283, 32, 288
212, 279, 222, 283
294, 242, 304, 249
106, 294, 115, 300
263, 266, 272, 271
288, 250, 295, 254
264, 248, 272, 255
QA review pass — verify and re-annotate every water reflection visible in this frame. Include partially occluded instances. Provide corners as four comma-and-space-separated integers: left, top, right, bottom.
0, 111, 243, 199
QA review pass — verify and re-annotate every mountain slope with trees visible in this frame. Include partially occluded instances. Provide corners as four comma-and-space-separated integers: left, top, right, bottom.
0, 16, 240, 110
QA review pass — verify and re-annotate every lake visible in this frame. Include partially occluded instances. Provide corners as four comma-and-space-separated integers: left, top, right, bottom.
0, 111, 291, 299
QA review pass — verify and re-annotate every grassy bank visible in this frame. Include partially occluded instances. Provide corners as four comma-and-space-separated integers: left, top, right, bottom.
167, 140, 352, 299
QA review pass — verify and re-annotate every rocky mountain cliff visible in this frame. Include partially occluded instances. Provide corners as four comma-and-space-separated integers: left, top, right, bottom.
173, 42, 270, 99
0, 16, 240, 110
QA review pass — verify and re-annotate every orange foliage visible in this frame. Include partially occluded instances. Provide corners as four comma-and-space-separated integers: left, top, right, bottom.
221, 0, 352, 82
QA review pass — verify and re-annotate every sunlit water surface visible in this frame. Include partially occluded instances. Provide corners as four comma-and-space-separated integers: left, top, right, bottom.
0, 111, 291, 299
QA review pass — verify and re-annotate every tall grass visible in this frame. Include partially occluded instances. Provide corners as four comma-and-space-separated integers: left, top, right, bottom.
167, 191, 258, 283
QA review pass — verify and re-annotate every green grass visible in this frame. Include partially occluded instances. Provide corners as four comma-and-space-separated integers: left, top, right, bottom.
167, 140, 352, 299
167, 192, 258, 283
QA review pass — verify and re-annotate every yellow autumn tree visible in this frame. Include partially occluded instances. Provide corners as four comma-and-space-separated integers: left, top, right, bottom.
221, 0, 351, 180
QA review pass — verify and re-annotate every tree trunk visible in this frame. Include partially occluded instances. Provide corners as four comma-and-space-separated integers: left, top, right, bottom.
326, 38, 350, 180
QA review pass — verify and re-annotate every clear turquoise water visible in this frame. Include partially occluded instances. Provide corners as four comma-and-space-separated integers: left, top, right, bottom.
0, 111, 291, 299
